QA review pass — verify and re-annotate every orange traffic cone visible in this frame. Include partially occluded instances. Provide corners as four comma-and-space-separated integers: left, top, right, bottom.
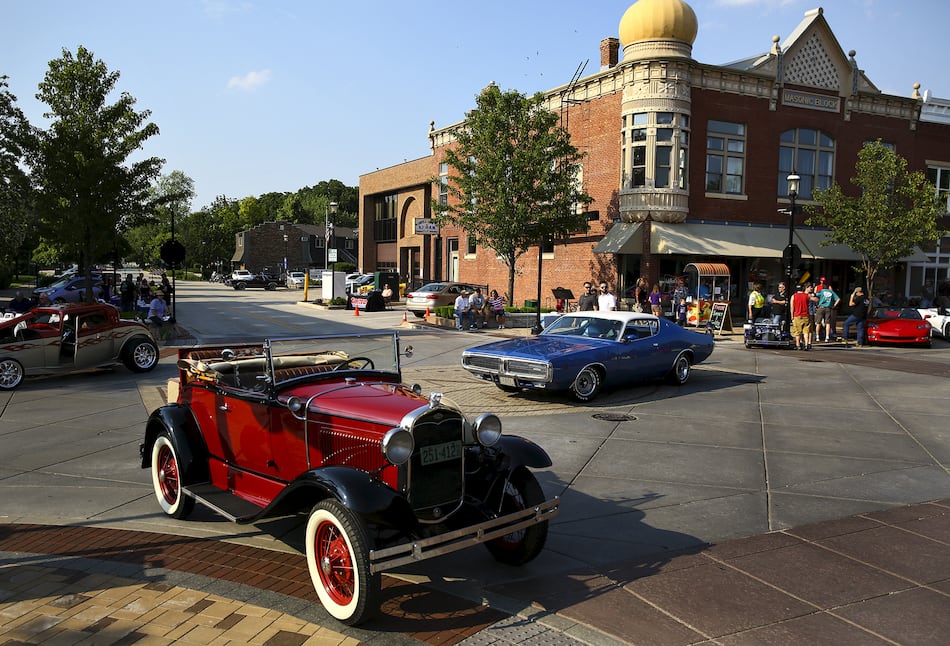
354, 304, 360, 316
401, 311, 408, 323
424, 306, 431, 319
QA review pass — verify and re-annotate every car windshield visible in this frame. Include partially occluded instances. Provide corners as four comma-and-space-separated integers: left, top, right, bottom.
871, 307, 921, 320
541, 315, 626, 340
266, 333, 403, 382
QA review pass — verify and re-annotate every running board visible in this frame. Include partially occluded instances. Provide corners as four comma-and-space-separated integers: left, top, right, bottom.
183, 483, 264, 522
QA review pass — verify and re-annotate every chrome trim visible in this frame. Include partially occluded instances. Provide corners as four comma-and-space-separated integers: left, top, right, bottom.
369, 496, 559, 573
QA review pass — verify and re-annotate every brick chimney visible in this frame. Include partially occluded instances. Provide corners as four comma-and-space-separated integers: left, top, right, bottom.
600, 37, 619, 70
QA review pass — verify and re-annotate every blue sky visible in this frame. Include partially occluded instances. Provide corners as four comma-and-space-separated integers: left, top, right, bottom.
4, 0, 948, 211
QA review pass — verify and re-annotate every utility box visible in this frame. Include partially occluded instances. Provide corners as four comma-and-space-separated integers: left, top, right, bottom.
321, 271, 346, 301
374, 271, 400, 292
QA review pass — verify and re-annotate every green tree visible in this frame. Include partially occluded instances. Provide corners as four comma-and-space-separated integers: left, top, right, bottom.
806, 141, 945, 298
21, 46, 164, 298
433, 84, 591, 302
0, 76, 32, 280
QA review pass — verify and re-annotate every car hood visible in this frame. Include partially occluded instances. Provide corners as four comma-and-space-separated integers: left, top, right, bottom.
463, 335, 608, 359
281, 380, 432, 427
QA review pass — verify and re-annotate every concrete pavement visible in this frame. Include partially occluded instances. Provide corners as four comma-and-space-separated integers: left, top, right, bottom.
1, 289, 948, 644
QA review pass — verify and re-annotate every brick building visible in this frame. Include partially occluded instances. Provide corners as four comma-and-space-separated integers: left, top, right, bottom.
358, 0, 950, 312
231, 221, 357, 275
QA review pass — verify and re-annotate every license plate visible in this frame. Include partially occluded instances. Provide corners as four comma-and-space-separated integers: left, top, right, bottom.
499, 376, 516, 387
420, 441, 462, 466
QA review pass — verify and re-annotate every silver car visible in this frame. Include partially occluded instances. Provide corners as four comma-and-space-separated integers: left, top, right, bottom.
405, 282, 485, 317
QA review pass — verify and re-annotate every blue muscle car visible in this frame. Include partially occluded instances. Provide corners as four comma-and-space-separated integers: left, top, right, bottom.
461, 312, 715, 401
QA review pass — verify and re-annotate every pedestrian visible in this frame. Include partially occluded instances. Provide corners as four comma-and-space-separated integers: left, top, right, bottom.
470, 287, 487, 328
813, 277, 840, 342
7, 291, 32, 314
454, 289, 474, 331
578, 282, 597, 311
161, 272, 172, 300
842, 286, 871, 347
598, 282, 617, 311
747, 282, 766, 322
634, 277, 649, 313
675, 296, 688, 326
790, 283, 813, 350
769, 282, 788, 326
649, 283, 663, 317
487, 289, 506, 328
119, 274, 136, 312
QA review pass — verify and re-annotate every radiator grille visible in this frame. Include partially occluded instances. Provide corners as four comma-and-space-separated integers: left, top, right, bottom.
407, 408, 465, 518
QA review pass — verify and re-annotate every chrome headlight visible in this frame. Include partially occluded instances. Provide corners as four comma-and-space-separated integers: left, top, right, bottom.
286, 396, 306, 420
382, 427, 414, 465
472, 413, 502, 447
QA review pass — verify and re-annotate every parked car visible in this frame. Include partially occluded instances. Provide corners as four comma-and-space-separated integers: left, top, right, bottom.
461, 311, 715, 401
405, 282, 485, 317
917, 307, 950, 339
0, 302, 159, 390
345, 273, 374, 293
230, 269, 253, 282
232, 273, 281, 290
140, 333, 558, 625
866, 307, 932, 347
286, 271, 306, 289
33, 276, 104, 304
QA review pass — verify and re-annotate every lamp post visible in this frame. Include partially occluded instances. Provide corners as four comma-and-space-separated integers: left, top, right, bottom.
282, 233, 288, 276
784, 172, 800, 331
326, 201, 338, 300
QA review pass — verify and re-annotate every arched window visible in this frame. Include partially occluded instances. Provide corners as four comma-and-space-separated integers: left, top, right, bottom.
778, 128, 834, 200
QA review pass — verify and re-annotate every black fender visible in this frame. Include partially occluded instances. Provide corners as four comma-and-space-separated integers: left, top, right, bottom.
140, 404, 209, 484
264, 466, 420, 536
495, 435, 553, 470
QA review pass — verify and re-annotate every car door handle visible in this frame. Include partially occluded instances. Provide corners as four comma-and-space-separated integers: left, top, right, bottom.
219, 403, 230, 412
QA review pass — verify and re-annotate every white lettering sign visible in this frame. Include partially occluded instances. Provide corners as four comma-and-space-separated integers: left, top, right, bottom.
415, 218, 440, 235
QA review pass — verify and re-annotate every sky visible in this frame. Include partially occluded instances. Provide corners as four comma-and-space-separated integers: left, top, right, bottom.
4, 0, 948, 211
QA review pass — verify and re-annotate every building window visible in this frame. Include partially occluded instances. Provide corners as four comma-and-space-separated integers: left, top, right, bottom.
706, 120, 745, 194
928, 165, 950, 213
541, 237, 554, 256
622, 112, 688, 190
344, 238, 355, 250
439, 162, 448, 206
466, 236, 476, 255
778, 128, 835, 200
374, 194, 397, 242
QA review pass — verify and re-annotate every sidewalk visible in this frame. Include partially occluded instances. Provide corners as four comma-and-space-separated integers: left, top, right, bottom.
2, 500, 948, 645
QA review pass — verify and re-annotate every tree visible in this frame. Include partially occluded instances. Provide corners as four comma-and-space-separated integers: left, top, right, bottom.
806, 141, 945, 299
0, 76, 32, 280
22, 46, 164, 298
433, 84, 591, 302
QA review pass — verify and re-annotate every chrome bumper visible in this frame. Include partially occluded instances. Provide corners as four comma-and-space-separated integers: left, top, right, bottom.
369, 496, 560, 573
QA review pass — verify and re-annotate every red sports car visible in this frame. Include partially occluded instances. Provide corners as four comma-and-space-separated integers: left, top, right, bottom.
866, 307, 932, 347
0, 302, 159, 390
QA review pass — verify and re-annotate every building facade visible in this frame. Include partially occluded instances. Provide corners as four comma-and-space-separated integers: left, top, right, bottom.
358, 0, 950, 311
231, 221, 357, 275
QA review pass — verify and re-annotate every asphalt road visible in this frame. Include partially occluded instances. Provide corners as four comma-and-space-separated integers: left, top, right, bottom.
1, 280, 948, 643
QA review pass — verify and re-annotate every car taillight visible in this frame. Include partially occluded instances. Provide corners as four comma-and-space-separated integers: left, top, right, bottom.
426, 294, 438, 300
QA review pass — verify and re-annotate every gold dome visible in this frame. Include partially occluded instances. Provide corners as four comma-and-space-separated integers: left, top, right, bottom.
619, 0, 698, 46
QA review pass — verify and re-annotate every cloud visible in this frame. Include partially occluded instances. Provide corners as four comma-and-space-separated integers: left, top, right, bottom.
227, 69, 272, 92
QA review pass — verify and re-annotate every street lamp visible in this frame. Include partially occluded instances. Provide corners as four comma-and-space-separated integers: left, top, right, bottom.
283, 233, 288, 275
326, 201, 338, 300
784, 172, 800, 331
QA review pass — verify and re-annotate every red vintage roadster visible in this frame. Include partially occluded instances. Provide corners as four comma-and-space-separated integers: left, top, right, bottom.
140, 333, 558, 625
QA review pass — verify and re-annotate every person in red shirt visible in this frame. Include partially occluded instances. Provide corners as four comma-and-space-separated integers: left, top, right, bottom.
790, 283, 813, 350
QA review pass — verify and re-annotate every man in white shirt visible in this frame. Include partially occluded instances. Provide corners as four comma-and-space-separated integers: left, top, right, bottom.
597, 282, 617, 311
454, 290, 474, 330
